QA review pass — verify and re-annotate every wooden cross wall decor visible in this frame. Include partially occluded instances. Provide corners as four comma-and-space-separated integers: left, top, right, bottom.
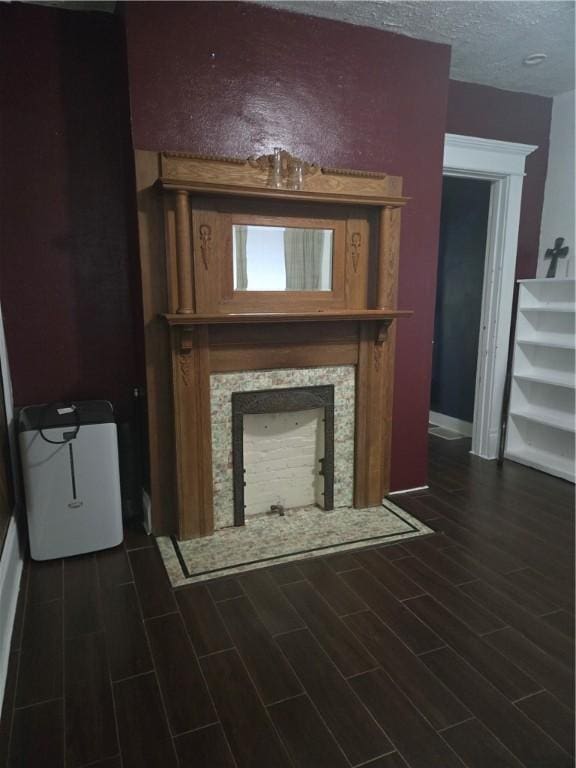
544, 237, 569, 278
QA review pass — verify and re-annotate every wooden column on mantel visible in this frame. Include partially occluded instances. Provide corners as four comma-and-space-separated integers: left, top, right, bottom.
134, 148, 410, 539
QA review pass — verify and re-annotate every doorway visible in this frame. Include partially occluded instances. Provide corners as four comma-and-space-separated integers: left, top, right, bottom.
439, 134, 536, 459
430, 177, 492, 441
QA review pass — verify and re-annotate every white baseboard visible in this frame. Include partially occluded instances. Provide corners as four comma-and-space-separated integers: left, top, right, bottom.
0, 515, 23, 715
429, 411, 473, 438
387, 485, 429, 497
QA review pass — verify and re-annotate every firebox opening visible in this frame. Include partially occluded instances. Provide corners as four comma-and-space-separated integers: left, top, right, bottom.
243, 408, 325, 519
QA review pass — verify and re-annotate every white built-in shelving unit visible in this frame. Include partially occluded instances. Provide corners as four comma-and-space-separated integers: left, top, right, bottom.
504, 278, 575, 482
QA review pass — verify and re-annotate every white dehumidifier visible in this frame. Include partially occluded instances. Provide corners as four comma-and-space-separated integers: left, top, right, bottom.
18, 400, 123, 560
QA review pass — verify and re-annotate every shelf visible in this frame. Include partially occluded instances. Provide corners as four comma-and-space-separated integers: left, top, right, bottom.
163, 309, 413, 326
517, 278, 575, 285
520, 304, 574, 314
510, 409, 576, 434
514, 371, 575, 389
517, 338, 576, 351
505, 446, 575, 483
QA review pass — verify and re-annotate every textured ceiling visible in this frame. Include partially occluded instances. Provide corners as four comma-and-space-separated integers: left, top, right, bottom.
259, 0, 575, 96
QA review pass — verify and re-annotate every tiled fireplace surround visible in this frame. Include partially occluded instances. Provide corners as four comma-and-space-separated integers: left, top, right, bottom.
211, 366, 356, 530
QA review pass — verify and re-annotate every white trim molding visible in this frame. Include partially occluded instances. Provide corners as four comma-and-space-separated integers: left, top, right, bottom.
0, 517, 23, 713
387, 486, 429, 496
0, 301, 23, 715
429, 411, 473, 438
443, 134, 537, 459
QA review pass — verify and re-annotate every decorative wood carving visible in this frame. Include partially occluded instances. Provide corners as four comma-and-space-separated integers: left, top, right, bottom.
248, 149, 319, 189
178, 350, 191, 387
199, 224, 212, 270
159, 150, 409, 207
350, 231, 362, 273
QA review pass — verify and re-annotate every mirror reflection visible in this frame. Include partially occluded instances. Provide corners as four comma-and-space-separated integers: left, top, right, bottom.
233, 224, 333, 291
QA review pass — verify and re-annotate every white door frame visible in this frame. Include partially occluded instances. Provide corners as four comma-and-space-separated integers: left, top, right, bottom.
443, 134, 537, 459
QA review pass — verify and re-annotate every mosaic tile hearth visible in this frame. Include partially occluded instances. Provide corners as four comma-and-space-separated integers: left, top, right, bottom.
157, 500, 433, 587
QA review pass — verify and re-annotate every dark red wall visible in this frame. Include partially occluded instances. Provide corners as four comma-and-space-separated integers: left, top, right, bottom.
0, 3, 142, 419
447, 81, 552, 279
124, 0, 452, 491
0, 2, 552, 493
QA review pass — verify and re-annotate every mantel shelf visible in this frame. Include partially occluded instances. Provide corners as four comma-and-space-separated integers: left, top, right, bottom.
159, 178, 409, 208
163, 309, 413, 326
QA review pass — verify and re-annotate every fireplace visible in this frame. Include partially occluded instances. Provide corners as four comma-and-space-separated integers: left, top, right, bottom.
134, 149, 411, 538
211, 366, 355, 531
232, 384, 335, 526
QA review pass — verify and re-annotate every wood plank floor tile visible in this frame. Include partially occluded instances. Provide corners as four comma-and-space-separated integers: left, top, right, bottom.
406, 594, 539, 700
276, 629, 393, 766
541, 610, 575, 641
239, 568, 304, 635
297, 557, 367, 615
269, 694, 349, 768
16, 599, 63, 707
516, 690, 575, 757
200, 649, 291, 768
422, 646, 571, 768
359, 754, 410, 768
114, 672, 178, 768
176, 584, 233, 657
146, 612, 217, 735
441, 717, 524, 768
64, 555, 103, 637
79, 757, 121, 767
441, 549, 558, 616
395, 556, 504, 634
401, 539, 477, 585
206, 576, 244, 601
65, 631, 118, 768
5, 437, 573, 768
344, 610, 470, 730
483, 626, 575, 709
377, 542, 412, 560
0, 650, 18, 766
9, 699, 64, 768
217, 596, 302, 705
102, 583, 152, 681
174, 724, 236, 768
122, 523, 154, 551
460, 579, 573, 664
129, 546, 177, 619
267, 561, 305, 585
96, 545, 133, 590
342, 568, 444, 655
323, 550, 362, 572
27, 559, 62, 605
430, 515, 523, 574
354, 549, 425, 600
350, 668, 466, 768
9, 565, 28, 653
505, 567, 574, 615
281, 580, 376, 676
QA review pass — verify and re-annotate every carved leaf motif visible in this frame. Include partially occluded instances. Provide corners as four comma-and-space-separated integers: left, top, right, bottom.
247, 149, 319, 186
350, 232, 362, 273
179, 352, 191, 387
199, 224, 212, 270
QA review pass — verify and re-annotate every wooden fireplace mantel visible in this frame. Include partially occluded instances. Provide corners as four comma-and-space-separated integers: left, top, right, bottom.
134, 148, 412, 539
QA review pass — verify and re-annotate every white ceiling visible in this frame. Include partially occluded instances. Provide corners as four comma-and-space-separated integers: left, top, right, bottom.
259, 0, 575, 96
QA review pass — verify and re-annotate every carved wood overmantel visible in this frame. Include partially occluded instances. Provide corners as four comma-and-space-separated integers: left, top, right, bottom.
134, 149, 411, 539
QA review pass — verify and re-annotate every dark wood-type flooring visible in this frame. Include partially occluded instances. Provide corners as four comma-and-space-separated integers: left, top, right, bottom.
1, 437, 574, 767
